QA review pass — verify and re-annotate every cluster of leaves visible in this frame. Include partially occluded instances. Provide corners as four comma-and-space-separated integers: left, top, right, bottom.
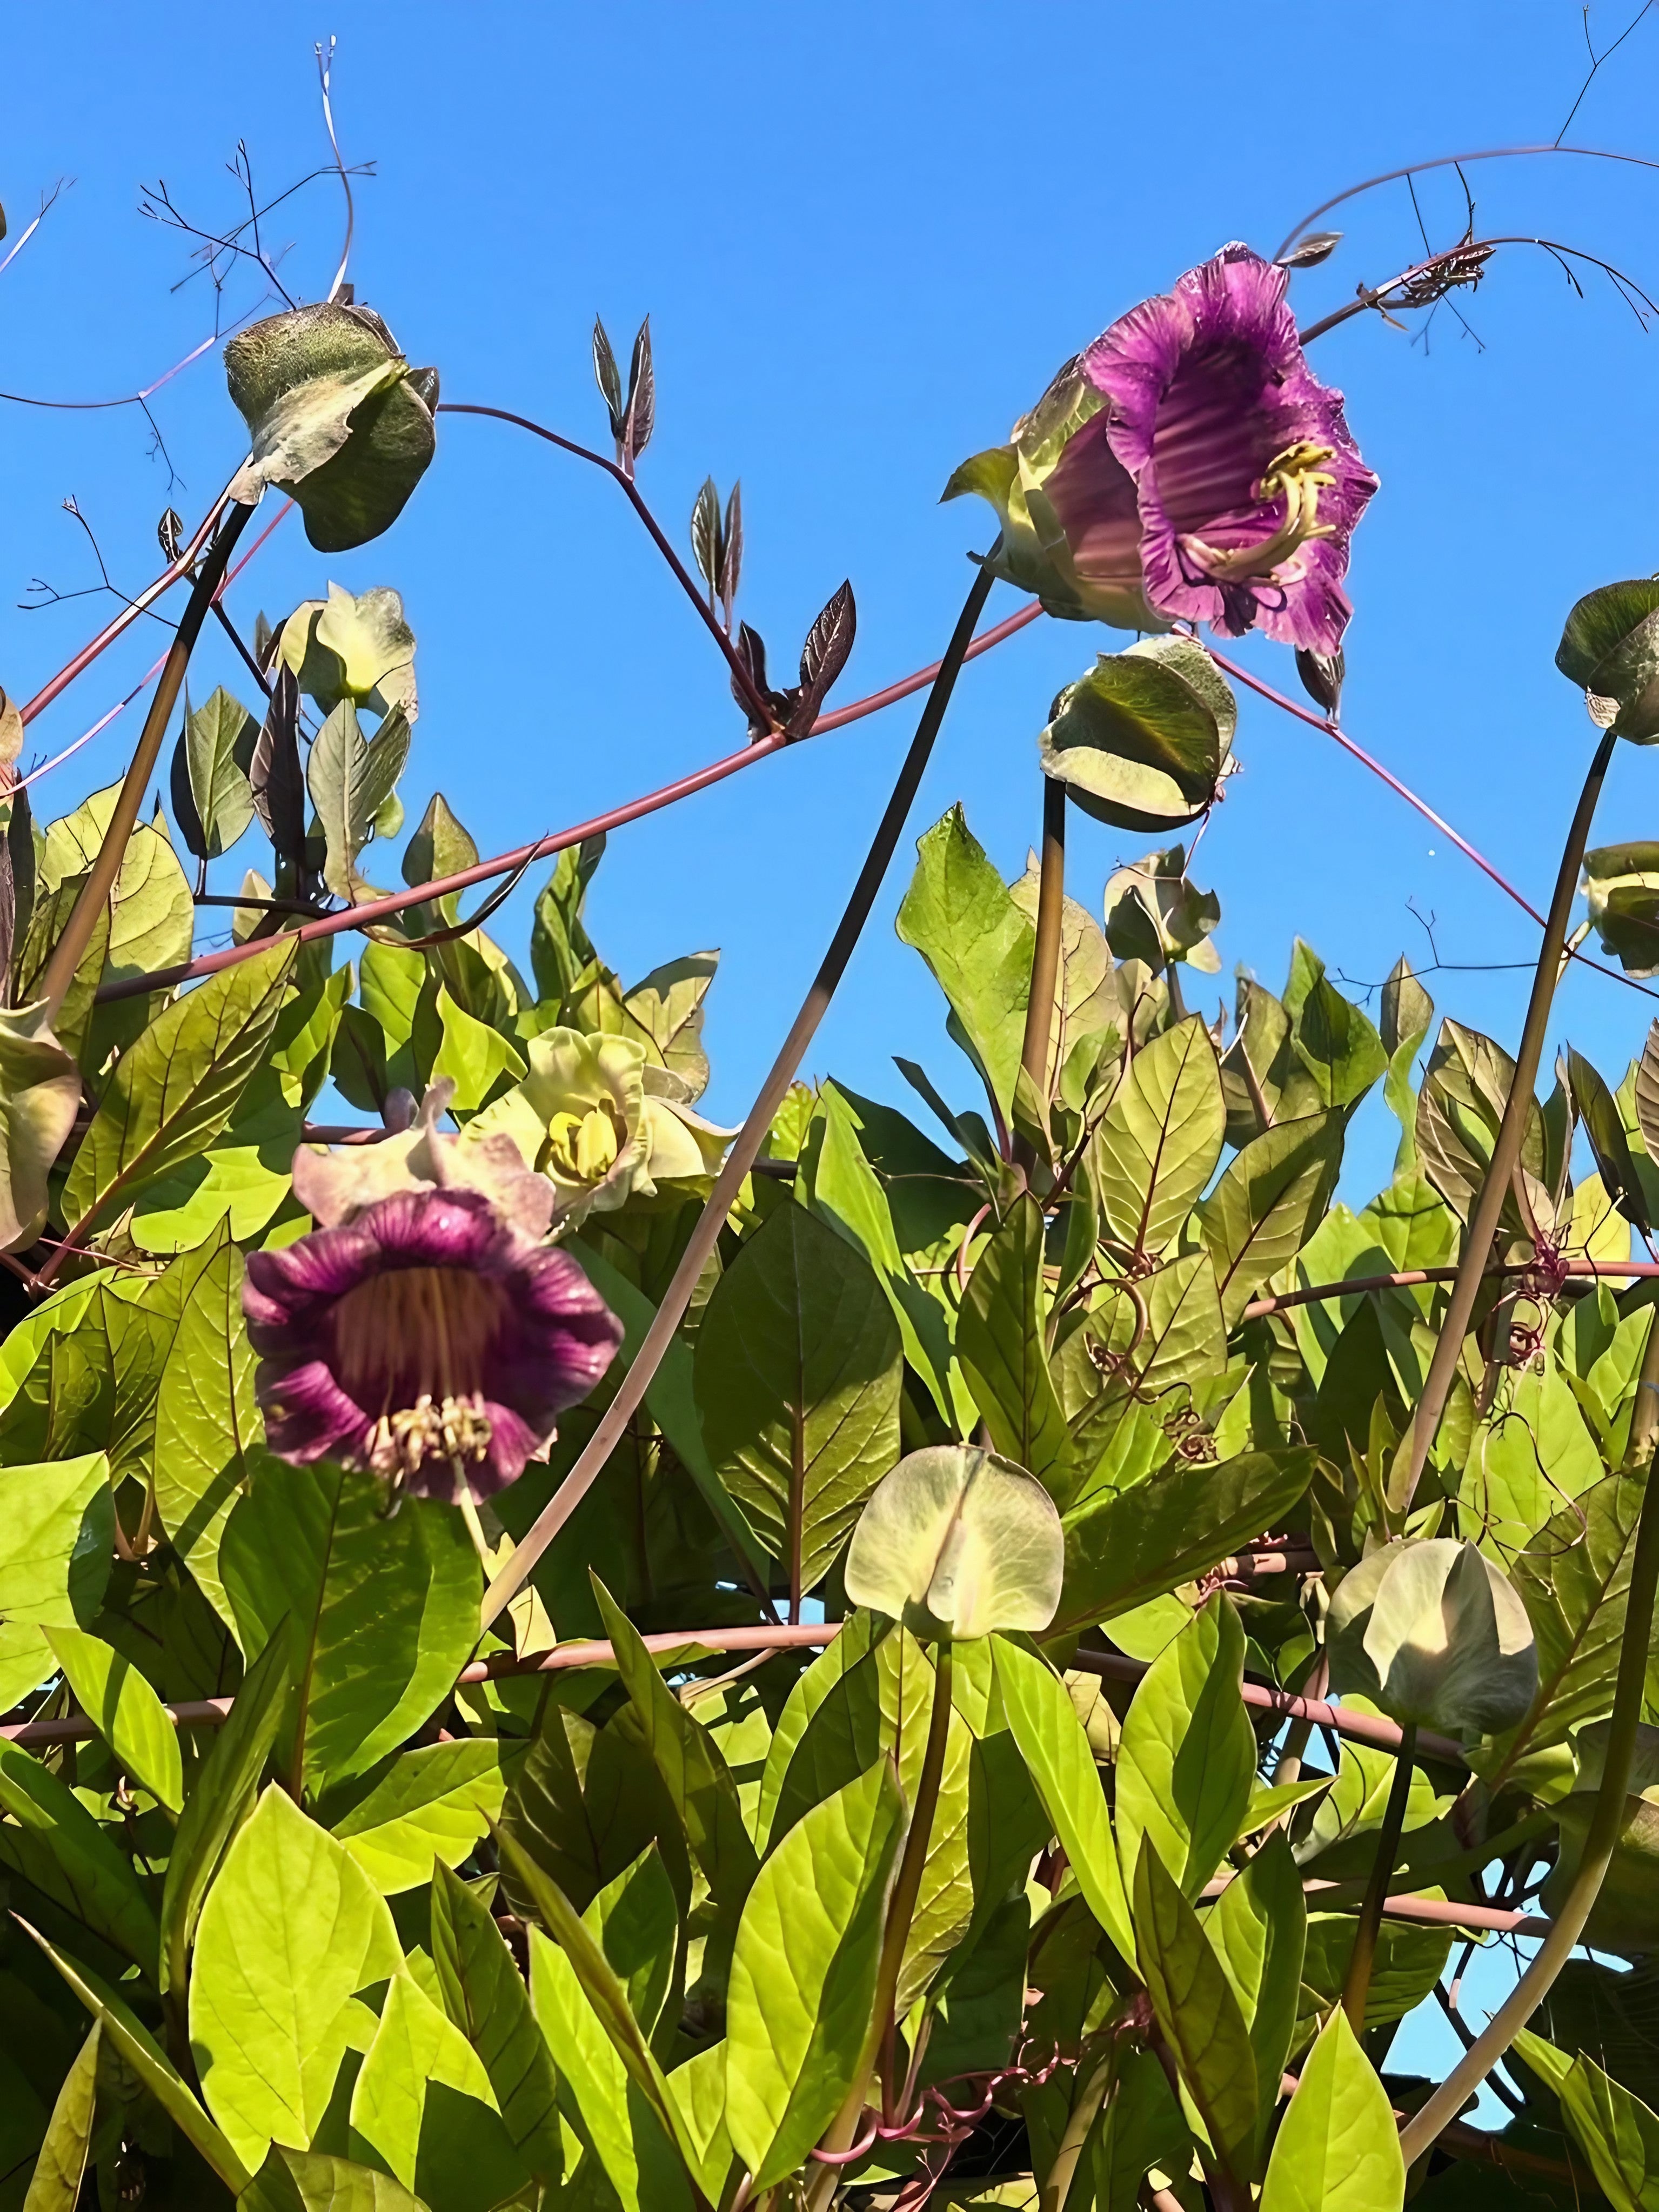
8, 596, 1659, 2212
11, 262, 1659, 2212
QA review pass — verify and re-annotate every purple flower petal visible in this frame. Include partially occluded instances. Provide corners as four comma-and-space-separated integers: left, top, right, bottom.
256, 1354, 373, 1466
1048, 244, 1377, 654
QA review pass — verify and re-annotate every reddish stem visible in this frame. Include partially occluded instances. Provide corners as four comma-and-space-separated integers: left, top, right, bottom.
18, 480, 238, 727
437, 403, 778, 731
1204, 643, 1658, 1005
811, 598, 1043, 729
93, 594, 1035, 1004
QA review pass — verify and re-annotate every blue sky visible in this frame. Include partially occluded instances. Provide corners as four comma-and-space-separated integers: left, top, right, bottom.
3, 0, 1659, 1209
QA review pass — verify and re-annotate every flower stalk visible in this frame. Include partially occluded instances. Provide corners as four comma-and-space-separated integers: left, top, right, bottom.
1014, 774, 1067, 1175
1342, 1721, 1417, 2030
478, 561, 998, 1632
807, 1638, 955, 2208
1391, 726, 1619, 1517
37, 501, 251, 1020
1396, 1313, 1659, 2163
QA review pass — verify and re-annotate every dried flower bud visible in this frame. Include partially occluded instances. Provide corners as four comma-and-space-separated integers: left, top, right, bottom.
1295, 646, 1344, 716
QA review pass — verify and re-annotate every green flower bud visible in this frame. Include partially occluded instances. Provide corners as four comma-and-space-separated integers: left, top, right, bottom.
1326, 1538, 1537, 1741
844, 1445, 1063, 1641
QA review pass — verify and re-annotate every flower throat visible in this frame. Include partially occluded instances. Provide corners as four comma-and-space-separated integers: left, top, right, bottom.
333, 1265, 513, 1478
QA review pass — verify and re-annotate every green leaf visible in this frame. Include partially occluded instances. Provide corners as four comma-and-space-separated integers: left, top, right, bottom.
1056, 1449, 1316, 1635
1513, 2039, 1659, 2212
693, 1200, 901, 1596
1094, 1016, 1225, 1260
1010, 859, 1118, 1093
666, 2042, 734, 2208
1039, 636, 1235, 834
1200, 1110, 1343, 1328
957, 1194, 1075, 1499
991, 1634, 1134, 1960
0, 1739, 160, 1978
13, 876, 111, 1075
428, 983, 525, 1114
1461, 1355, 1602, 1564
347, 1971, 526, 2212
565, 1239, 772, 1594
582, 1844, 678, 2041
178, 688, 260, 861
402, 792, 478, 915
1416, 1017, 1547, 1226
220, 1457, 480, 1793
500, 1701, 689, 1921
0, 1003, 82, 1252
588, 1577, 759, 1911
844, 1445, 1063, 1639
897, 804, 1033, 1124
1211, 1834, 1307, 2161
241, 2149, 429, 2212
620, 952, 719, 1100
1294, 1723, 1453, 1878
1116, 1598, 1256, 1899
39, 783, 194, 1025
1260, 2006, 1403, 2212
503, 1832, 698, 2182
1296, 1914, 1450, 2035
525, 1923, 693, 2212
160, 1630, 291, 1999
529, 838, 604, 1011
1133, 1840, 1259, 2189
756, 1614, 884, 1848
21, 2020, 99, 2212
1076, 1250, 1227, 1430
306, 702, 412, 900
800, 1081, 967, 1427
153, 1223, 262, 1634
1494, 1466, 1647, 1775
22, 1921, 250, 2191
725, 1758, 903, 2191
1092, 2046, 1192, 2212
1569, 1045, 1651, 1232
1556, 577, 1659, 741
335, 1740, 511, 1894
44, 1624, 183, 1814
429, 1860, 563, 2182
920, 1891, 1031, 2088
0, 1449, 111, 1707
62, 942, 298, 1242
1288, 951, 1388, 1110
188, 1786, 403, 2174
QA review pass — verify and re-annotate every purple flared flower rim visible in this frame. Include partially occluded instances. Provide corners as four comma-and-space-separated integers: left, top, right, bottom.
244, 1185, 623, 1497
1045, 245, 1377, 653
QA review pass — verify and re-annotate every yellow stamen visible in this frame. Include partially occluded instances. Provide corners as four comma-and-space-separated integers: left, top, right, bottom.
1183, 441, 1338, 586
366, 1390, 494, 1481
545, 1102, 625, 1185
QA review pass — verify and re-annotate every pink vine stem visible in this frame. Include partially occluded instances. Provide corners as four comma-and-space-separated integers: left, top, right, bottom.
91, 593, 1048, 1004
